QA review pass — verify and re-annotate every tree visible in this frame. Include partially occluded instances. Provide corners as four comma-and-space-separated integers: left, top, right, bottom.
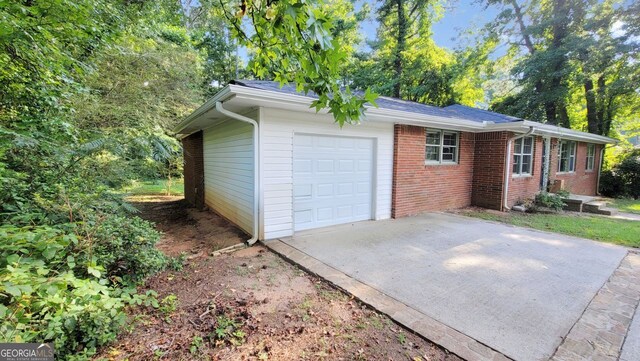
219, 0, 377, 125
347, 0, 486, 106
484, 0, 639, 135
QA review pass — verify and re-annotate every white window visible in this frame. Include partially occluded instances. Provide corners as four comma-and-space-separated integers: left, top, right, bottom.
586, 144, 595, 171
513, 136, 534, 176
558, 140, 576, 173
426, 130, 458, 164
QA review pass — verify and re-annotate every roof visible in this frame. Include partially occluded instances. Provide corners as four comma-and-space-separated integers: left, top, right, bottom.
231, 80, 521, 124
174, 80, 617, 144
444, 104, 523, 124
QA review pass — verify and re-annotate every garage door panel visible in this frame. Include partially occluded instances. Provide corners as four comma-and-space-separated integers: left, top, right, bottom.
293, 134, 373, 231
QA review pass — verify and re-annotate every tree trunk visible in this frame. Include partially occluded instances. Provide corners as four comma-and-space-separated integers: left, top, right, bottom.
548, 0, 570, 126
393, 0, 406, 98
510, 0, 559, 125
584, 78, 599, 134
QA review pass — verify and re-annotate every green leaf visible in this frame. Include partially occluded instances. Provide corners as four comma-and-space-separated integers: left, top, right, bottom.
87, 266, 101, 278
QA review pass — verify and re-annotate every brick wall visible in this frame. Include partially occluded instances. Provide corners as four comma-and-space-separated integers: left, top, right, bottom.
549, 139, 601, 195
471, 131, 509, 210
391, 125, 475, 217
182, 131, 204, 209
507, 135, 544, 206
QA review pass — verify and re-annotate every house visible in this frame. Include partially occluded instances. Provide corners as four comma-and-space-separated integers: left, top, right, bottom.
174, 80, 615, 242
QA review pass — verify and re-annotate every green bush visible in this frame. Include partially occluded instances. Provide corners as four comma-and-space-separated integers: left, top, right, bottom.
599, 169, 626, 197
534, 192, 567, 211
600, 150, 640, 199
0, 226, 127, 358
86, 215, 166, 282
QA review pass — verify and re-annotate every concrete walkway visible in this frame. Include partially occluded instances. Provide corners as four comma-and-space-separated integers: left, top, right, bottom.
611, 212, 640, 221
621, 297, 640, 361
265, 213, 639, 361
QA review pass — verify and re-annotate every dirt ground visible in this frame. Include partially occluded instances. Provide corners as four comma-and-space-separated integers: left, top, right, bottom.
96, 198, 461, 361
128, 196, 246, 257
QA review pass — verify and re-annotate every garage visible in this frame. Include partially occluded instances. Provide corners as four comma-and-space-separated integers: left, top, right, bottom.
292, 134, 374, 231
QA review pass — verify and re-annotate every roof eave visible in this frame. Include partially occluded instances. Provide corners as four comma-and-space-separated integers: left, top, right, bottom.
485, 121, 617, 144
172, 85, 234, 134
231, 85, 487, 130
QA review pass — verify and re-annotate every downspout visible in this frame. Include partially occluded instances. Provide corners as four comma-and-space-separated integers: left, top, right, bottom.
503, 127, 535, 211
215, 101, 260, 245
596, 144, 615, 196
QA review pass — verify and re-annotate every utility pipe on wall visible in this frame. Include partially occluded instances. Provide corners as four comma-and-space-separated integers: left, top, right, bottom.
503, 127, 535, 211
215, 101, 260, 245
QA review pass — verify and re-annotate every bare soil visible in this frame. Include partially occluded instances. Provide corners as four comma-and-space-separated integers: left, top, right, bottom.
128, 196, 246, 257
96, 198, 461, 361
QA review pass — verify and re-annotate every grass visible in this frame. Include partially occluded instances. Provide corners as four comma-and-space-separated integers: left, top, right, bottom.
124, 178, 184, 196
463, 210, 640, 248
609, 198, 640, 215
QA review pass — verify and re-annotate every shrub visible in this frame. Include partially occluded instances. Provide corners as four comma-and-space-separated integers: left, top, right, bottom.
534, 192, 567, 211
600, 150, 640, 199
617, 153, 640, 199
599, 169, 626, 197
0, 220, 166, 359
85, 215, 167, 282
0, 226, 126, 358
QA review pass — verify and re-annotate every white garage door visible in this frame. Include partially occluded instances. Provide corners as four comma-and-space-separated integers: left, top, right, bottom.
293, 134, 374, 231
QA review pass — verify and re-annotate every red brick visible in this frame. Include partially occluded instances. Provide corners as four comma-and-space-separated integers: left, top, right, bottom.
182, 131, 205, 209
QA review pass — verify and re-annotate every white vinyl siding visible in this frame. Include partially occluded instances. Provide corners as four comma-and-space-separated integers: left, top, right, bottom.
203, 118, 254, 234
259, 107, 394, 240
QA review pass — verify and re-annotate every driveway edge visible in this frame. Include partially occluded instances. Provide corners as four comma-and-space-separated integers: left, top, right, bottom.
264, 239, 513, 361
550, 252, 640, 361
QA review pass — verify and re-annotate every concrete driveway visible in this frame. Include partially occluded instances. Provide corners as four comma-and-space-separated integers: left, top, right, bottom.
270, 213, 635, 361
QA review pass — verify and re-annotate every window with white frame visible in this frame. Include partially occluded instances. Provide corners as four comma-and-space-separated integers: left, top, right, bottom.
425, 130, 458, 164
557, 140, 576, 173
513, 136, 534, 176
586, 144, 595, 171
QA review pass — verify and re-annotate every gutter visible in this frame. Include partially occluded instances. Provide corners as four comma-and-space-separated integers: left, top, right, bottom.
503, 127, 535, 211
486, 121, 615, 144
214, 101, 260, 245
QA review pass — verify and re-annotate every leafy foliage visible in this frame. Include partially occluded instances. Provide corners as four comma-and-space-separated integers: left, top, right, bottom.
0, 225, 159, 358
346, 0, 486, 107
221, 0, 377, 124
0, 1, 187, 359
601, 149, 640, 199
534, 192, 568, 212
483, 0, 639, 136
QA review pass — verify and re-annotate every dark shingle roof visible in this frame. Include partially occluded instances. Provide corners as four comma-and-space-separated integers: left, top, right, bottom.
230, 80, 522, 124
444, 104, 523, 124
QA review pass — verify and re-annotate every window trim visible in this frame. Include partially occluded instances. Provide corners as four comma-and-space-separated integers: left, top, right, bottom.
425, 129, 459, 165
512, 136, 534, 177
585, 144, 595, 172
557, 140, 577, 174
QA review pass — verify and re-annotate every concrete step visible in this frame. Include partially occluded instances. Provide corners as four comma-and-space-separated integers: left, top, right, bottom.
584, 201, 618, 216
562, 198, 584, 212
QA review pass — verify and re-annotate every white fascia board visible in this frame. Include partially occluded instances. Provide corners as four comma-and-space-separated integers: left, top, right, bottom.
231, 85, 486, 131
176, 85, 617, 144
486, 121, 616, 144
